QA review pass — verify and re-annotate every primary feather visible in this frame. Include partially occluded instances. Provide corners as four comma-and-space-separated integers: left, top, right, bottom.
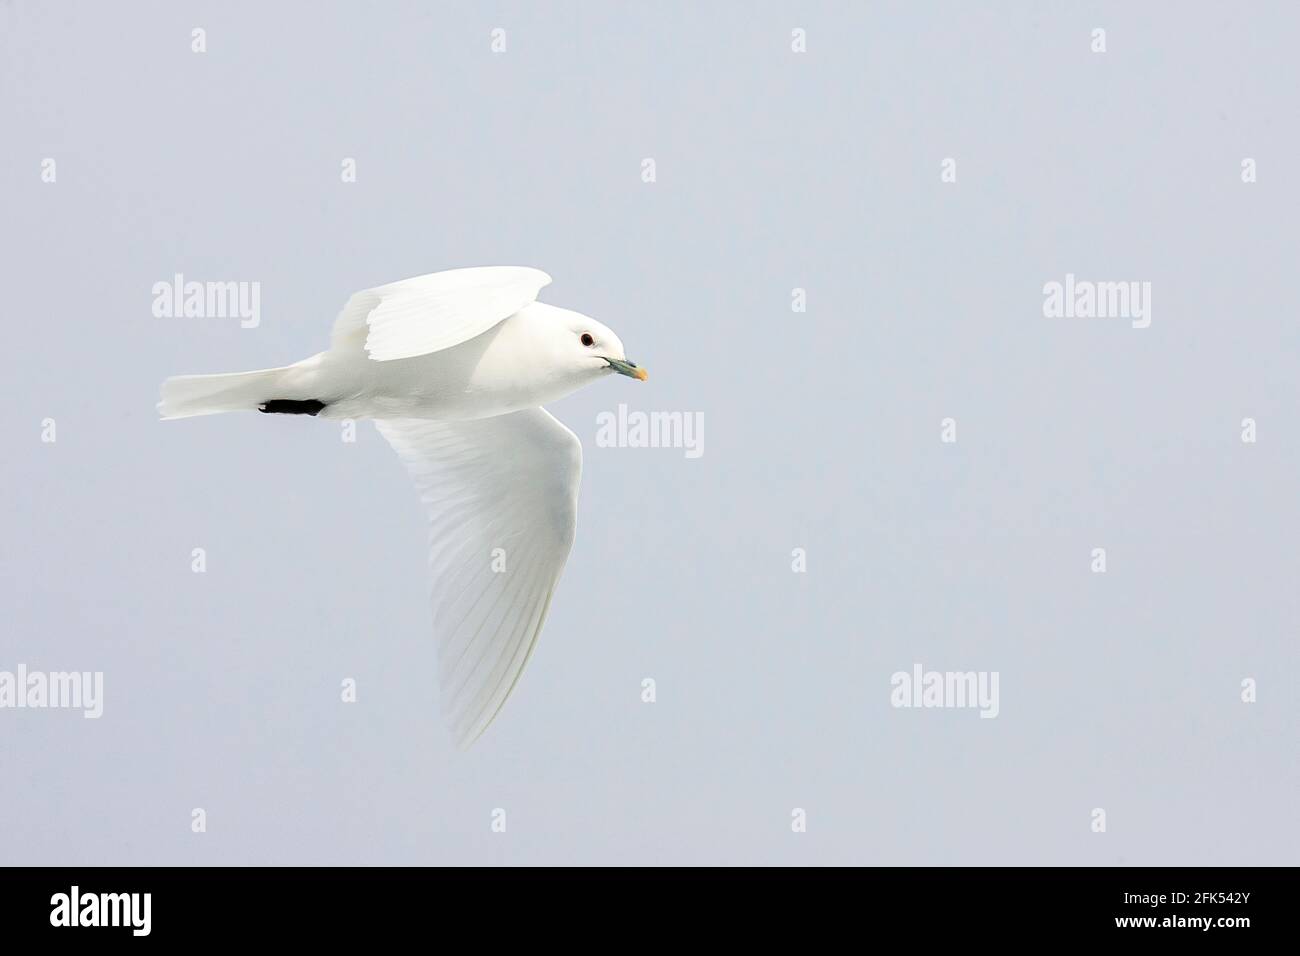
375, 409, 581, 749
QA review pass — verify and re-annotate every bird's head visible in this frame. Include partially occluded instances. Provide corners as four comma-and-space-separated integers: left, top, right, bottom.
501, 303, 647, 407
555, 311, 647, 382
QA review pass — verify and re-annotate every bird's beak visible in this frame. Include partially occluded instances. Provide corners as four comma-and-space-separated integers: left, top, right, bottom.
606, 357, 648, 381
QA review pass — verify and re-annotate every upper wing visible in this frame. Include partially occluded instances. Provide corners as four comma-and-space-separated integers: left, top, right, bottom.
332, 266, 552, 362
375, 408, 582, 749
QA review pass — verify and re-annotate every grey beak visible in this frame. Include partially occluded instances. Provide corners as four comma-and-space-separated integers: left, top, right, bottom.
605, 357, 648, 381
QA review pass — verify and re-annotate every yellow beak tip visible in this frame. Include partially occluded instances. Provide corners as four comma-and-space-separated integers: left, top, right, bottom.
634, 368, 648, 382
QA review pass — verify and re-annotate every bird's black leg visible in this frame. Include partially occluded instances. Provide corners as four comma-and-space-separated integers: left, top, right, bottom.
258, 399, 327, 416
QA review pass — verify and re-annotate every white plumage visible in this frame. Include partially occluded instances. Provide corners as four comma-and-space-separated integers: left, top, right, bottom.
331, 266, 552, 361
160, 266, 646, 747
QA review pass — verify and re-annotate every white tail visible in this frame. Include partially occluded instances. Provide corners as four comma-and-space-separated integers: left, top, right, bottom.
158, 366, 293, 420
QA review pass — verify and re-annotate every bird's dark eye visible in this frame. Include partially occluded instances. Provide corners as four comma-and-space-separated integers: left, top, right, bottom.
580, 333, 595, 347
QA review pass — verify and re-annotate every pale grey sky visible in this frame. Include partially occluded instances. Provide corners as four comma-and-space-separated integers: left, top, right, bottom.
1, 1, 1296, 865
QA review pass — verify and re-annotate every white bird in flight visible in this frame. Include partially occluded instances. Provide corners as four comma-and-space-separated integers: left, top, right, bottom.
159, 266, 646, 748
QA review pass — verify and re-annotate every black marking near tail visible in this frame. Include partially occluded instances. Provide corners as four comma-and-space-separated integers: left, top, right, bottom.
259, 399, 327, 416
